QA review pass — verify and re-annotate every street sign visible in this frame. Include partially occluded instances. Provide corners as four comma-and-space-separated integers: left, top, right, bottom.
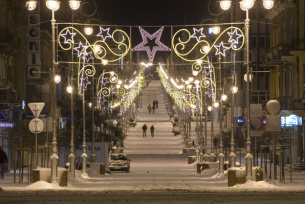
28, 102, 45, 118
29, 118, 44, 133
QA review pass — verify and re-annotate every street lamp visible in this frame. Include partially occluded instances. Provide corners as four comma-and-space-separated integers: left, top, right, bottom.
27, 0, 81, 183
219, 0, 274, 180
26, 1, 37, 11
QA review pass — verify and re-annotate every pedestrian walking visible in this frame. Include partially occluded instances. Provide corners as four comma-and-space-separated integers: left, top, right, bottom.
150, 125, 155, 137
156, 100, 159, 109
0, 146, 8, 179
142, 124, 148, 137
153, 100, 156, 108
147, 104, 152, 114
152, 105, 155, 114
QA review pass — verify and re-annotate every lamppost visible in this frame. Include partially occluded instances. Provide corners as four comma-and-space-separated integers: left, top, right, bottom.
27, 0, 81, 183
219, 0, 274, 180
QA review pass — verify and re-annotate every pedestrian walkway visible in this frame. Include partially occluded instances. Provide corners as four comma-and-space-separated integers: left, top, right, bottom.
124, 80, 184, 154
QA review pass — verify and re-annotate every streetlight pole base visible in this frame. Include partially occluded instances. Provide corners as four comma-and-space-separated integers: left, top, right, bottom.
219, 153, 224, 174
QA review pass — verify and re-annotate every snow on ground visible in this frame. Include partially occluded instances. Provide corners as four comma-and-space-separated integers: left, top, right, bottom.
1, 80, 305, 196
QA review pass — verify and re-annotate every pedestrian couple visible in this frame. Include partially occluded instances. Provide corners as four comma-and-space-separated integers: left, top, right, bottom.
142, 124, 155, 137
153, 100, 158, 109
147, 100, 158, 114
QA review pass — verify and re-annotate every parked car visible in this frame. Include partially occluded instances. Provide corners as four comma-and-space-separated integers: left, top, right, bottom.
109, 153, 131, 173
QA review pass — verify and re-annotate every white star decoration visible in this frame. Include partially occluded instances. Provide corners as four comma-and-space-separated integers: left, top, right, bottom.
214, 41, 230, 57
96, 27, 112, 42
132, 26, 171, 62
80, 76, 91, 89
61, 29, 76, 44
228, 29, 243, 44
190, 28, 206, 42
74, 41, 89, 58
82, 51, 94, 62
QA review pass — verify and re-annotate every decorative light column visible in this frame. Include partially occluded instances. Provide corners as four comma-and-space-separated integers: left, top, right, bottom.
220, 0, 274, 180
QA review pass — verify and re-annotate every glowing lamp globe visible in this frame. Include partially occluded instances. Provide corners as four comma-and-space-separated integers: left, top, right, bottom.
84, 27, 93, 35
212, 26, 221, 35
26, 1, 37, 11
46, 0, 60, 11
263, 0, 274, 9
220, 1, 231, 10
192, 70, 198, 76
102, 59, 108, 65
221, 94, 228, 101
230, 85, 238, 93
213, 102, 220, 108
93, 45, 101, 53
202, 45, 210, 53
208, 106, 213, 111
66, 85, 73, 93
69, 0, 81, 10
54, 74, 61, 83
240, 0, 255, 11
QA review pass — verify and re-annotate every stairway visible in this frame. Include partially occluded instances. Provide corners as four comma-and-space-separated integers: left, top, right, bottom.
124, 80, 184, 154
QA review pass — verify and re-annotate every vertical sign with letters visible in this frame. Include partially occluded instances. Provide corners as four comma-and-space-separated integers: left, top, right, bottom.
27, 4, 41, 79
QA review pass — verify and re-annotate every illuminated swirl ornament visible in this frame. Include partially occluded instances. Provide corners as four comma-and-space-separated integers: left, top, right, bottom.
172, 26, 244, 62
58, 25, 131, 63
117, 88, 125, 96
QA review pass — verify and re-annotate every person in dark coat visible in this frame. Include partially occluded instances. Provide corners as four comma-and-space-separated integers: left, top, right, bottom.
142, 124, 148, 137
150, 125, 155, 137
153, 100, 156, 108
152, 105, 155, 114
0, 146, 8, 179
156, 100, 159, 109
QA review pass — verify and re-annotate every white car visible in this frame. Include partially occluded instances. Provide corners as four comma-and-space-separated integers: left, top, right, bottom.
109, 154, 131, 173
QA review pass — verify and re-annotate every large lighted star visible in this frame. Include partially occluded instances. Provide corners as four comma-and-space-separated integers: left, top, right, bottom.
228, 29, 243, 44
190, 28, 206, 42
96, 27, 112, 42
214, 41, 230, 57
61, 29, 76, 44
132, 26, 171, 62
74, 41, 89, 58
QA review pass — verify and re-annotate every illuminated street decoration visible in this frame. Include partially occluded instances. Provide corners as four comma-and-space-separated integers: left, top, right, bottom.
214, 41, 230, 56
74, 41, 89, 58
96, 26, 112, 42
190, 28, 206, 42
61, 29, 76, 44
132, 26, 171, 62
58, 26, 131, 63
172, 26, 244, 62
228, 29, 243, 44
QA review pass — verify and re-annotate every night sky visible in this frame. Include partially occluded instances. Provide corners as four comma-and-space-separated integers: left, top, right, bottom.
95, 0, 213, 26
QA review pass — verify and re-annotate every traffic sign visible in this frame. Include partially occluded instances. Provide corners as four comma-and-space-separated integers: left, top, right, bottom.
29, 118, 44, 133
28, 102, 45, 118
